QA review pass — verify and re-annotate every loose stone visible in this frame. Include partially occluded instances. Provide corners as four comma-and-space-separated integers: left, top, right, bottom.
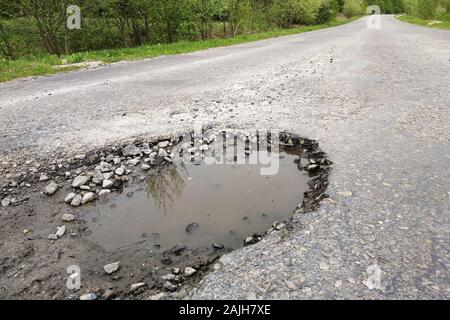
98, 189, 111, 196
56, 225, 66, 238
1, 198, 11, 207
130, 282, 146, 292
162, 273, 176, 281
115, 167, 125, 176
164, 281, 177, 292
158, 148, 168, 157
185, 223, 199, 234
212, 243, 224, 249
71, 195, 82, 207
62, 214, 75, 222
80, 293, 97, 300
65, 193, 76, 203
48, 234, 58, 240
72, 175, 89, 188
102, 179, 114, 189
122, 144, 141, 157
81, 192, 96, 204
44, 181, 59, 196
103, 261, 120, 274
158, 141, 170, 148
184, 267, 197, 276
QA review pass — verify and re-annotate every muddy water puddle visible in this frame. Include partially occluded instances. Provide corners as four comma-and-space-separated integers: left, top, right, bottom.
81, 140, 309, 253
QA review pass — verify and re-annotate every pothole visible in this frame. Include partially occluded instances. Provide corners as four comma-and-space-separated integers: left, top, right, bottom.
81, 138, 309, 252
0, 128, 331, 298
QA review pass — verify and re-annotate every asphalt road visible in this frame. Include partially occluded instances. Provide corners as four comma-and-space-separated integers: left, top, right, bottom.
0, 15, 449, 299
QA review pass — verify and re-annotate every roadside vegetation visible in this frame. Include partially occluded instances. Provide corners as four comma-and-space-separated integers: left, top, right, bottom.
0, 16, 362, 82
0, 0, 437, 82
0, 0, 367, 82
397, 0, 450, 29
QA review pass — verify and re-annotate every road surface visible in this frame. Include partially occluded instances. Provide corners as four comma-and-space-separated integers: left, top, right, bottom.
0, 15, 449, 299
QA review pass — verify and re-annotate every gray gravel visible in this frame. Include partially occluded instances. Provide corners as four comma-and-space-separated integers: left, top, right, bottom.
0, 15, 449, 299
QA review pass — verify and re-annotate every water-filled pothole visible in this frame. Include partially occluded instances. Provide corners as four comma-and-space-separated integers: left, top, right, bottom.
74, 130, 330, 295
82, 144, 308, 252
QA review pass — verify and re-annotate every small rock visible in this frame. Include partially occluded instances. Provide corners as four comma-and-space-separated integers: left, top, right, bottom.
141, 164, 151, 171
335, 280, 343, 288
306, 164, 319, 171
1, 198, 11, 207
92, 170, 104, 184
74, 154, 86, 160
164, 281, 177, 292
81, 192, 95, 204
80, 293, 97, 300
212, 243, 224, 250
184, 267, 197, 276
158, 141, 170, 148
102, 179, 114, 189
105, 154, 114, 163
44, 181, 59, 196
72, 175, 89, 188
62, 214, 75, 222
161, 273, 176, 281
98, 189, 111, 196
48, 234, 58, 240
244, 236, 255, 245
104, 261, 120, 274
185, 223, 199, 234
115, 167, 125, 176
71, 195, 82, 207
103, 172, 114, 180
39, 174, 49, 182
128, 158, 141, 166
65, 193, 76, 203
56, 225, 66, 238
158, 148, 168, 157
148, 292, 165, 300
122, 144, 141, 157
130, 282, 146, 292
275, 223, 285, 230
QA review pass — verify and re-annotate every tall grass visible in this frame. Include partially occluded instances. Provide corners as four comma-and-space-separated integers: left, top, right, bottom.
0, 16, 360, 83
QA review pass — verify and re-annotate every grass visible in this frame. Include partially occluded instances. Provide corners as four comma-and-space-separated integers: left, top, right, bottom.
396, 15, 450, 30
0, 16, 360, 83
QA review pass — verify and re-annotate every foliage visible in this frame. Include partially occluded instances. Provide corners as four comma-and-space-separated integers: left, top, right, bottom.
0, 0, 347, 59
0, 16, 359, 82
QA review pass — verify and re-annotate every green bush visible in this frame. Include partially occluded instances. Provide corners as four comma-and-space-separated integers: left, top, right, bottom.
343, 0, 364, 17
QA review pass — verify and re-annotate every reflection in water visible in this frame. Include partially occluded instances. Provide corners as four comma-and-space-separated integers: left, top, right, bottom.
146, 165, 185, 215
